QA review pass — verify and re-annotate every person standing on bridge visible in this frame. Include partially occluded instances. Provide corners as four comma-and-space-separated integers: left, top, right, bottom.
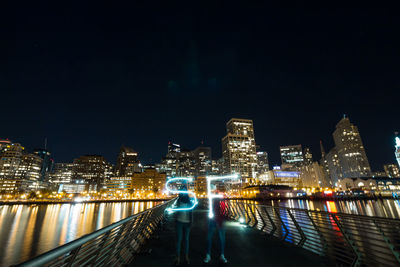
174, 190, 194, 265
204, 185, 228, 264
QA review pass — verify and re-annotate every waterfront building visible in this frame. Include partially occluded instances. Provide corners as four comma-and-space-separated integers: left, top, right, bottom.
73, 155, 111, 191
280, 144, 304, 171
105, 176, 132, 193
33, 148, 53, 182
131, 168, 166, 197
59, 182, 87, 194
48, 163, 76, 185
332, 116, 371, 178
395, 136, 400, 168
222, 118, 258, 181
384, 164, 400, 178
337, 176, 400, 192
115, 146, 140, 177
0, 142, 42, 192
271, 167, 301, 187
301, 162, 329, 187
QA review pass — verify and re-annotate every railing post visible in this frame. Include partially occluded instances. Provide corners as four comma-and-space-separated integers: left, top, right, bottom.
287, 209, 306, 247
246, 203, 258, 228
330, 214, 360, 267
255, 205, 266, 232
66, 245, 82, 267
262, 206, 277, 236
274, 207, 288, 241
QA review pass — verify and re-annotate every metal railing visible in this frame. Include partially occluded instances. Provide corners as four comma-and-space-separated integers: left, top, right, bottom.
16, 199, 174, 267
222, 200, 400, 267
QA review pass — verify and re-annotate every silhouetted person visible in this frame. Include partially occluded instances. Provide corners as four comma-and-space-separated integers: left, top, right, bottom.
174, 192, 193, 265
204, 187, 228, 264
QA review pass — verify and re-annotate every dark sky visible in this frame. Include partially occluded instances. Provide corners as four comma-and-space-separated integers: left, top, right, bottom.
1, 5, 399, 170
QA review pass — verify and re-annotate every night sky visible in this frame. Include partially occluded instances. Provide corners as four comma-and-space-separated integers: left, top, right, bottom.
2, 5, 399, 170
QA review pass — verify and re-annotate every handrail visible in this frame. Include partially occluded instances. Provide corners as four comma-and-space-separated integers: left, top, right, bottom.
16, 199, 174, 267
223, 199, 400, 267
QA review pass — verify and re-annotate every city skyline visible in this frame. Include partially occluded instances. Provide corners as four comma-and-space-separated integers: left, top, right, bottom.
1, 115, 398, 173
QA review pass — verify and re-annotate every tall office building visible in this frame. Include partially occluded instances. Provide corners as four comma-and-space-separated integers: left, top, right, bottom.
256, 151, 269, 176
73, 155, 111, 191
332, 116, 371, 178
192, 146, 212, 177
0, 142, 42, 192
168, 142, 181, 153
384, 163, 400, 178
280, 145, 304, 170
48, 163, 76, 184
222, 118, 257, 181
115, 146, 140, 176
34, 149, 53, 182
395, 136, 400, 168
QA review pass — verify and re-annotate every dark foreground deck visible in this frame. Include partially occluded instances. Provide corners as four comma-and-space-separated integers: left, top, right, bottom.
133, 208, 328, 267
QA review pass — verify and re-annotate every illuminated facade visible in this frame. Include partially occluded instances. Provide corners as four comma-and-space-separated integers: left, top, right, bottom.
192, 146, 212, 177
115, 146, 140, 177
131, 168, 166, 197
280, 145, 304, 170
384, 163, 400, 178
73, 155, 112, 191
48, 163, 76, 184
395, 137, 400, 168
222, 118, 258, 181
303, 147, 313, 166
105, 176, 132, 193
0, 142, 42, 192
332, 116, 371, 178
271, 168, 301, 187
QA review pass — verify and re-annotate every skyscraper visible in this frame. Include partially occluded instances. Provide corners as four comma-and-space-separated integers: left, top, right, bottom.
222, 118, 257, 181
332, 116, 371, 178
34, 148, 53, 182
115, 146, 140, 177
395, 136, 400, 168
73, 155, 111, 191
280, 145, 304, 170
192, 146, 212, 177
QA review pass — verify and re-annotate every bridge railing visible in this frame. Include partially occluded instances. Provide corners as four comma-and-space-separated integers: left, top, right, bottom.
222, 199, 400, 267
16, 199, 174, 267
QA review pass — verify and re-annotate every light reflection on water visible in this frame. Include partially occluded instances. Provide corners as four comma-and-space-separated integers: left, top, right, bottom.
0, 201, 161, 267
273, 199, 400, 219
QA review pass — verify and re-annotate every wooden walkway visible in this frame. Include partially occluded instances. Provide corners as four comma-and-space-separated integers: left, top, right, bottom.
132, 208, 329, 267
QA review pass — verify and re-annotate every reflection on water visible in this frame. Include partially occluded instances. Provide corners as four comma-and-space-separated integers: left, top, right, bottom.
273, 199, 400, 219
0, 201, 160, 266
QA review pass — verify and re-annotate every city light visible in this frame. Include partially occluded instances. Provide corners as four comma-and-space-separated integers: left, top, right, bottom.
206, 174, 239, 218
165, 177, 198, 212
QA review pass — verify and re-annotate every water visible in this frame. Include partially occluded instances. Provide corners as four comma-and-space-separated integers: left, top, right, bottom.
0, 201, 161, 266
267, 198, 400, 219
1, 199, 400, 266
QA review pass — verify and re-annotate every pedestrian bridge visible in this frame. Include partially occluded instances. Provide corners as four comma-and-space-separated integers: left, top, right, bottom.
16, 199, 400, 267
